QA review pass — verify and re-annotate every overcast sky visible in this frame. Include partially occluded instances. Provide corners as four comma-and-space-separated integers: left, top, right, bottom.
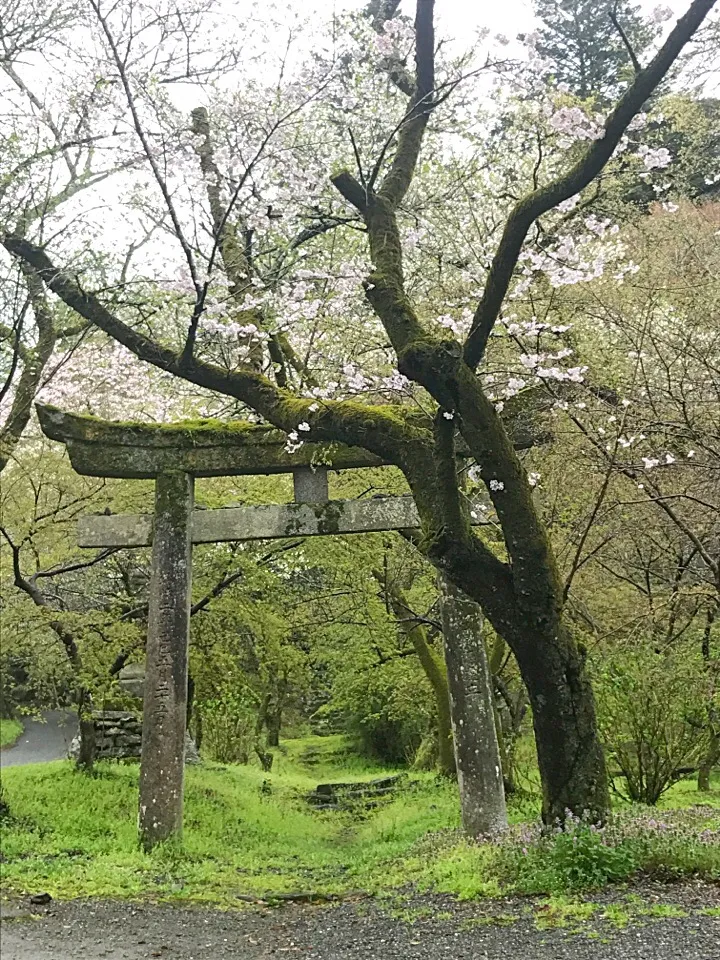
339, 0, 696, 40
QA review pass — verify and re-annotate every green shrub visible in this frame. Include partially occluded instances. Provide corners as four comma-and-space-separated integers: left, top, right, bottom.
200, 694, 257, 763
594, 643, 709, 804
331, 655, 434, 765
505, 816, 637, 892
0, 718, 23, 748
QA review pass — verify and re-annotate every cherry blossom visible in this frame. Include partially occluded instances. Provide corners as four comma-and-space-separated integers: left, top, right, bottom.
651, 5, 674, 23
549, 106, 603, 144
638, 145, 673, 170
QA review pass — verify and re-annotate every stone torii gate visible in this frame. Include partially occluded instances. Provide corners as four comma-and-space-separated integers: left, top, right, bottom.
37, 403, 506, 848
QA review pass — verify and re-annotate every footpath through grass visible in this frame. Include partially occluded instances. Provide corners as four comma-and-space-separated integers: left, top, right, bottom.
0, 718, 23, 748
1, 735, 718, 906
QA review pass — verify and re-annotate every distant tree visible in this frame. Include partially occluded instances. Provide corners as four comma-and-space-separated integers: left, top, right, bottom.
531, 0, 658, 100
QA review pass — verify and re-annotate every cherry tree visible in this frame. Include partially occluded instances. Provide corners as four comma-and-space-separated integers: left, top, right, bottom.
2, 0, 718, 822
536, 203, 720, 792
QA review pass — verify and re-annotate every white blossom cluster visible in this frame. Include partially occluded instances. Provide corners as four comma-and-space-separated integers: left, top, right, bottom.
201, 318, 270, 343
373, 17, 415, 60
651, 5, 674, 23
519, 231, 623, 289
637, 145, 673, 171
436, 308, 473, 339
549, 107, 604, 145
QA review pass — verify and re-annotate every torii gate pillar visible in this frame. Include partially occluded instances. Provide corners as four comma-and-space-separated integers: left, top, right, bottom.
139, 471, 194, 850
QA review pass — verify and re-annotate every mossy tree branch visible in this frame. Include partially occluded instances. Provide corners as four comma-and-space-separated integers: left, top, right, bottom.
375, 0, 435, 209
1, 234, 430, 469
373, 567, 455, 776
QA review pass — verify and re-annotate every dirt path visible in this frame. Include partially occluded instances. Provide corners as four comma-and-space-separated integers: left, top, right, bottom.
0, 711, 77, 767
2, 884, 718, 959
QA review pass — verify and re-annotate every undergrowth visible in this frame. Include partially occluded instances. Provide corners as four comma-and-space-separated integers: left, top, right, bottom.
0, 735, 717, 906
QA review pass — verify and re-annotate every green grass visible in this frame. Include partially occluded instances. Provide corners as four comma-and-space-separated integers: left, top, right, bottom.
0, 718, 23, 748
0, 738, 461, 905
659, 775, 720, 810
0, 738, 718, 907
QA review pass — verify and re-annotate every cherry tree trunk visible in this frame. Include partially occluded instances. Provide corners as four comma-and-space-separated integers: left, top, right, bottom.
514, 623, 609, 825
139, 471, 194, 851
439, 577, 507, 836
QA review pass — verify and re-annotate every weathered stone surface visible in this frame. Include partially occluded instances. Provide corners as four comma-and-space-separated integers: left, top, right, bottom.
36, 401, 547, 483
36, 404, 383, 479
138, 471, 194, 851
68, 714, 199, 764
78, 496, 468, 548
118, 663, 145, 700
293, 467, 329, 503
79, 514, 153, 549
94, 711, 138, 722
439, 577, 507, 837
306, 774, 405, 808
114, 733, 141, 747
68, 712, 143, 761
184, 733, 201, 765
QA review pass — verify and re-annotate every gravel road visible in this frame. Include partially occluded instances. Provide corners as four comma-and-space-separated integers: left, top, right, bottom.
1, 884, 718, 960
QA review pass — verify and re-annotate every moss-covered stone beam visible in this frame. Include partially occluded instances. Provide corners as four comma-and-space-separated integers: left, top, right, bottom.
36, 402, 545, 480
36, 403, 384, 478
78, 495, 487, 548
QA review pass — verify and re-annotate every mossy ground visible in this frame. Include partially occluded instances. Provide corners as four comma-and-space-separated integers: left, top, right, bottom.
0, 735, 718, 908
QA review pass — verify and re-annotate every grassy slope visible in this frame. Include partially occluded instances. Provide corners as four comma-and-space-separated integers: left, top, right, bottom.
0, 718, 23, 748
0, 735, 718, 906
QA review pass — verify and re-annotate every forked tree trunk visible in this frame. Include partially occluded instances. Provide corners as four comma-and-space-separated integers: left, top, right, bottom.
381, 575, 455, 777
439, 577, 507, 836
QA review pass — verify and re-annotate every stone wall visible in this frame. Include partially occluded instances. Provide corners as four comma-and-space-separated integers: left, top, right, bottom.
69, 710, 200, 763
94, 711, 143, 758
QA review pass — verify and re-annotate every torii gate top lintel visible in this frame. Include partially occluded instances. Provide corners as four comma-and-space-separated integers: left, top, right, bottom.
36, 403, 385, 479
36, 403, 448, 548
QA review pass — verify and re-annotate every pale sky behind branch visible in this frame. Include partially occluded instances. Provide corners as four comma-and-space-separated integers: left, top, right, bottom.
161, 0, 718, 112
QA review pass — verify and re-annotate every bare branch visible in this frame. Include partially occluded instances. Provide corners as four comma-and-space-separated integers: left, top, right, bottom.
0, 524, 80, 663
30, 548, 119, 582
0, 261, 56, 473
609, 5, 642, 74
87, 0, 201, 298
